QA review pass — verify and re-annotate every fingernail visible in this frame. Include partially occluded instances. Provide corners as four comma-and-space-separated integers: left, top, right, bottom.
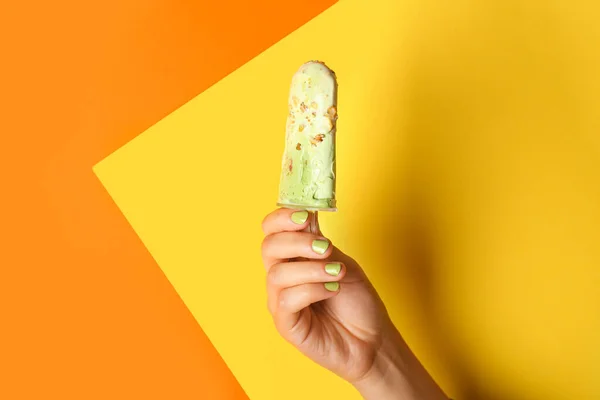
325, 263, 342, 276
291, 210, 309, 225
312, 239, 330, 255
324, 282, 340, 292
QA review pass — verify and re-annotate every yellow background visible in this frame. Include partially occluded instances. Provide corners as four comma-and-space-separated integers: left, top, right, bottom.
95, 0, 600, 399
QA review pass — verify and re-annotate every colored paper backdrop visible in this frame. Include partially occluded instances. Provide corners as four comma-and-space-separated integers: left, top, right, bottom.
3, 0, 600, 399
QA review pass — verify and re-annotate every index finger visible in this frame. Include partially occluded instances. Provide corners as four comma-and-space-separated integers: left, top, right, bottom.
261, 208, 310, 236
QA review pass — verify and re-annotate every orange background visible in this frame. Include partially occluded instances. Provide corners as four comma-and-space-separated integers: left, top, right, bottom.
0, 0, 335, 398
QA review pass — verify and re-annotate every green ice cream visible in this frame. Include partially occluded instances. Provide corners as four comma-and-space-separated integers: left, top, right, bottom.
277, 61, 338, 211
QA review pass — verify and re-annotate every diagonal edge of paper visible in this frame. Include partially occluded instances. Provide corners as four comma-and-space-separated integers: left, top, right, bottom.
92, 1, 431, 399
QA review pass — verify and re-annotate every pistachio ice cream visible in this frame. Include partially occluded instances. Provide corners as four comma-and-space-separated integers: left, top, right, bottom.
277, 61, 338, 211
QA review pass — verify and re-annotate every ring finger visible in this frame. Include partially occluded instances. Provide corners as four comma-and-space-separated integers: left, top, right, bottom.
267, 261, 345, 290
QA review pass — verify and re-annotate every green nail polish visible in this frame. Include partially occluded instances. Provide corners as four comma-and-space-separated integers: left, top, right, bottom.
312, 239, 330, 255
325, 263, 342, 276
291, 210, 309, 225
324, 282, 340, 292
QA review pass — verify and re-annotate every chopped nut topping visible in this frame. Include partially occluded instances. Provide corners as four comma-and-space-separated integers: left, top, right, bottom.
310, 134, 325, 146
298, 124, 305, 132
310, 102, 318, 109
327, 106, 337, 120
296, 143, 302, 150
300, 102, 307, 112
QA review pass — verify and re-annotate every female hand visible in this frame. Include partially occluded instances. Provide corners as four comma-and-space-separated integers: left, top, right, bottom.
261, 208, 448, 400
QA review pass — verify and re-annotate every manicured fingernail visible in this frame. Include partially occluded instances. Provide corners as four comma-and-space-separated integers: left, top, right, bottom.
312, 239, 330, 255
325, 263, 342, 276
291, 210, 309, 224
324, 282, 340, 292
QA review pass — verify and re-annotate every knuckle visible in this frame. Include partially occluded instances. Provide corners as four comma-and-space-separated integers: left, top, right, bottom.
278, 292, 290, 313
260, 234, 273, 258
261, 215, 270, 235
266, 264, 281, 286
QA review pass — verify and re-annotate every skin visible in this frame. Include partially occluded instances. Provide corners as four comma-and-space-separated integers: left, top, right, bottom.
261, 208, 450, 400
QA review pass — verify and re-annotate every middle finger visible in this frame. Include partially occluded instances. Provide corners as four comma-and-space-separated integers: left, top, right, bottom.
261, 231, 333, 270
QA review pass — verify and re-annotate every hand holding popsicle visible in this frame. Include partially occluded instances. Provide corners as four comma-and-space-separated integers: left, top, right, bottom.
261, 207, 387, 378
261, 208, 448, 400
261, 62, 448, 399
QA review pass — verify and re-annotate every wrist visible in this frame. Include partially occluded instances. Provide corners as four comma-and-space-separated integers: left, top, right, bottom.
351, 324, 448, 400
351, 325, 408, 400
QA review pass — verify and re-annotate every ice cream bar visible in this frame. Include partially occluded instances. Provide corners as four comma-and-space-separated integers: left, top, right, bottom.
277, 61, 338, 212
